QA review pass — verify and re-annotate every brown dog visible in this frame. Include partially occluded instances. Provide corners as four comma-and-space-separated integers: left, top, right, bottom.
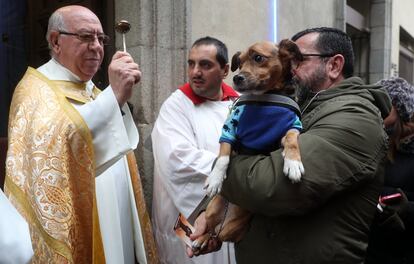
193, 39, 304, 251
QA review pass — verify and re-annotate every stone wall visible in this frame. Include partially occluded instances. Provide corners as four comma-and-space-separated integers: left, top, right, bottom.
114, 0, 189, 209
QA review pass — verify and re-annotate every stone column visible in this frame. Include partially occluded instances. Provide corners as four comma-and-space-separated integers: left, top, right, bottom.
335, 0, 346, 31
369, 0, 393, 82
114, 0, 190, 208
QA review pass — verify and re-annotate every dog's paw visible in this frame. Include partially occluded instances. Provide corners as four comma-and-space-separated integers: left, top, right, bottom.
283, 158, 304, 183
204, 156, 229, 196
191, 239, 205, 251
204, 175, 223, 197
192, 234, 211, 252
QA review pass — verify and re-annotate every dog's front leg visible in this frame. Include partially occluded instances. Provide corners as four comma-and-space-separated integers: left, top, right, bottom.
204, 142, 232, 197
281, 128, 304, 182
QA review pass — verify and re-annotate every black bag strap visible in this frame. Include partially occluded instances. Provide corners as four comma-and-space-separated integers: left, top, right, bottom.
234, 94, 301, 118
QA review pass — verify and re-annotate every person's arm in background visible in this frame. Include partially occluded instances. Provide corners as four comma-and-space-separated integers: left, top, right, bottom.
152, 94, 217, 217
0, 189, 33, 264
222, 98, 387, 216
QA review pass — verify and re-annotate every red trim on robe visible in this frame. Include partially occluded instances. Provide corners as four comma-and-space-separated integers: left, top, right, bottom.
179, 82, 239, 105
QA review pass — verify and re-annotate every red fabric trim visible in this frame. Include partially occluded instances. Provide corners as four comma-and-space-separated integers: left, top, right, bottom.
221, 82, 239, 101
179, 82, 239, 105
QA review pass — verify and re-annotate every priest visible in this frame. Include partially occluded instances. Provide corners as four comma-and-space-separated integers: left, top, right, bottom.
5, 5, 157, 263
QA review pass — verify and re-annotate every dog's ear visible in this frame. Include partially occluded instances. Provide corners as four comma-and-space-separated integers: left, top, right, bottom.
277, 39, 303, 95
278, 39, 303, 86
278, 39, 303, 67
231, 51, 242, 72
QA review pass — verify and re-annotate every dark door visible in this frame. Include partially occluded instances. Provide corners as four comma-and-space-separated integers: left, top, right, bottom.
0, 0, 27, 138
26, 0, 115, 87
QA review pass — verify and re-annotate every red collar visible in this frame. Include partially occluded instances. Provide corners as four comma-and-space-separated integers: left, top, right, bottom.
179, 82, 239, 105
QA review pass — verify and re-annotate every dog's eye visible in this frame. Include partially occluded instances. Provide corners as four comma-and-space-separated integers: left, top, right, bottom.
253, 54, 264, 63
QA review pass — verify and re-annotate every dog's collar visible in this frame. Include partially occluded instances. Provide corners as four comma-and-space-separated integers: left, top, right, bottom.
234, 93, 301, 118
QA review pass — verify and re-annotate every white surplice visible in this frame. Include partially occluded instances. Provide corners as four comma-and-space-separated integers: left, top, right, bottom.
152, 89, 236, 264
37, 59, 146, 264
0, 189, 33, 264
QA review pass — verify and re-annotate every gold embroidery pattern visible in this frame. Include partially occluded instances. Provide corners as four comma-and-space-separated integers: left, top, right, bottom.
5, 68, 102, 263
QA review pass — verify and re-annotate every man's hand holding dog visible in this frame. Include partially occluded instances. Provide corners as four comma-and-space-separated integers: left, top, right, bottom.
186, 212, 222, 258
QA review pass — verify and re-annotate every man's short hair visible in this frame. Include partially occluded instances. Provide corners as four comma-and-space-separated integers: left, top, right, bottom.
192, 36, 228, 69
46, 10, 67, 50
291, 27, 354, 78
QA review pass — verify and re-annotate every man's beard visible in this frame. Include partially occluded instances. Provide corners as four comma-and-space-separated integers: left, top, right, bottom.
294, 64, 328, 106
295, 81, 312, 106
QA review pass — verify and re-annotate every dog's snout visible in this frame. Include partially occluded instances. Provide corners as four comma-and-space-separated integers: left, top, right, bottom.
233, 74, 245, 85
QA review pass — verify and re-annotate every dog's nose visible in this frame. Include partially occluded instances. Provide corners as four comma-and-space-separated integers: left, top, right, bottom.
233, 74, 245, 85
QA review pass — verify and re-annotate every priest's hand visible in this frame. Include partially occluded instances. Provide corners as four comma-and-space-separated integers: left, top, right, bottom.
108, 51, 141, 106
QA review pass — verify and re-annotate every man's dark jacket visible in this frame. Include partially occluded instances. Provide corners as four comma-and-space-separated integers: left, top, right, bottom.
222, 77, 392, 264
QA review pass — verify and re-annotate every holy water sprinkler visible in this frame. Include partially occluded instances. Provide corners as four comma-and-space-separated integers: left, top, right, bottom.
115, 20, 131, 52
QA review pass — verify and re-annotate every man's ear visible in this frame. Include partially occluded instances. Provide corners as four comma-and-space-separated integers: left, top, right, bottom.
222, 64, 229, 79
49, 31, 61, 54
327, 54, 345, 79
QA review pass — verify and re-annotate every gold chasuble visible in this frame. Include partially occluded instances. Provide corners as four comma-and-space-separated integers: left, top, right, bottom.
5, 67, 158, 263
